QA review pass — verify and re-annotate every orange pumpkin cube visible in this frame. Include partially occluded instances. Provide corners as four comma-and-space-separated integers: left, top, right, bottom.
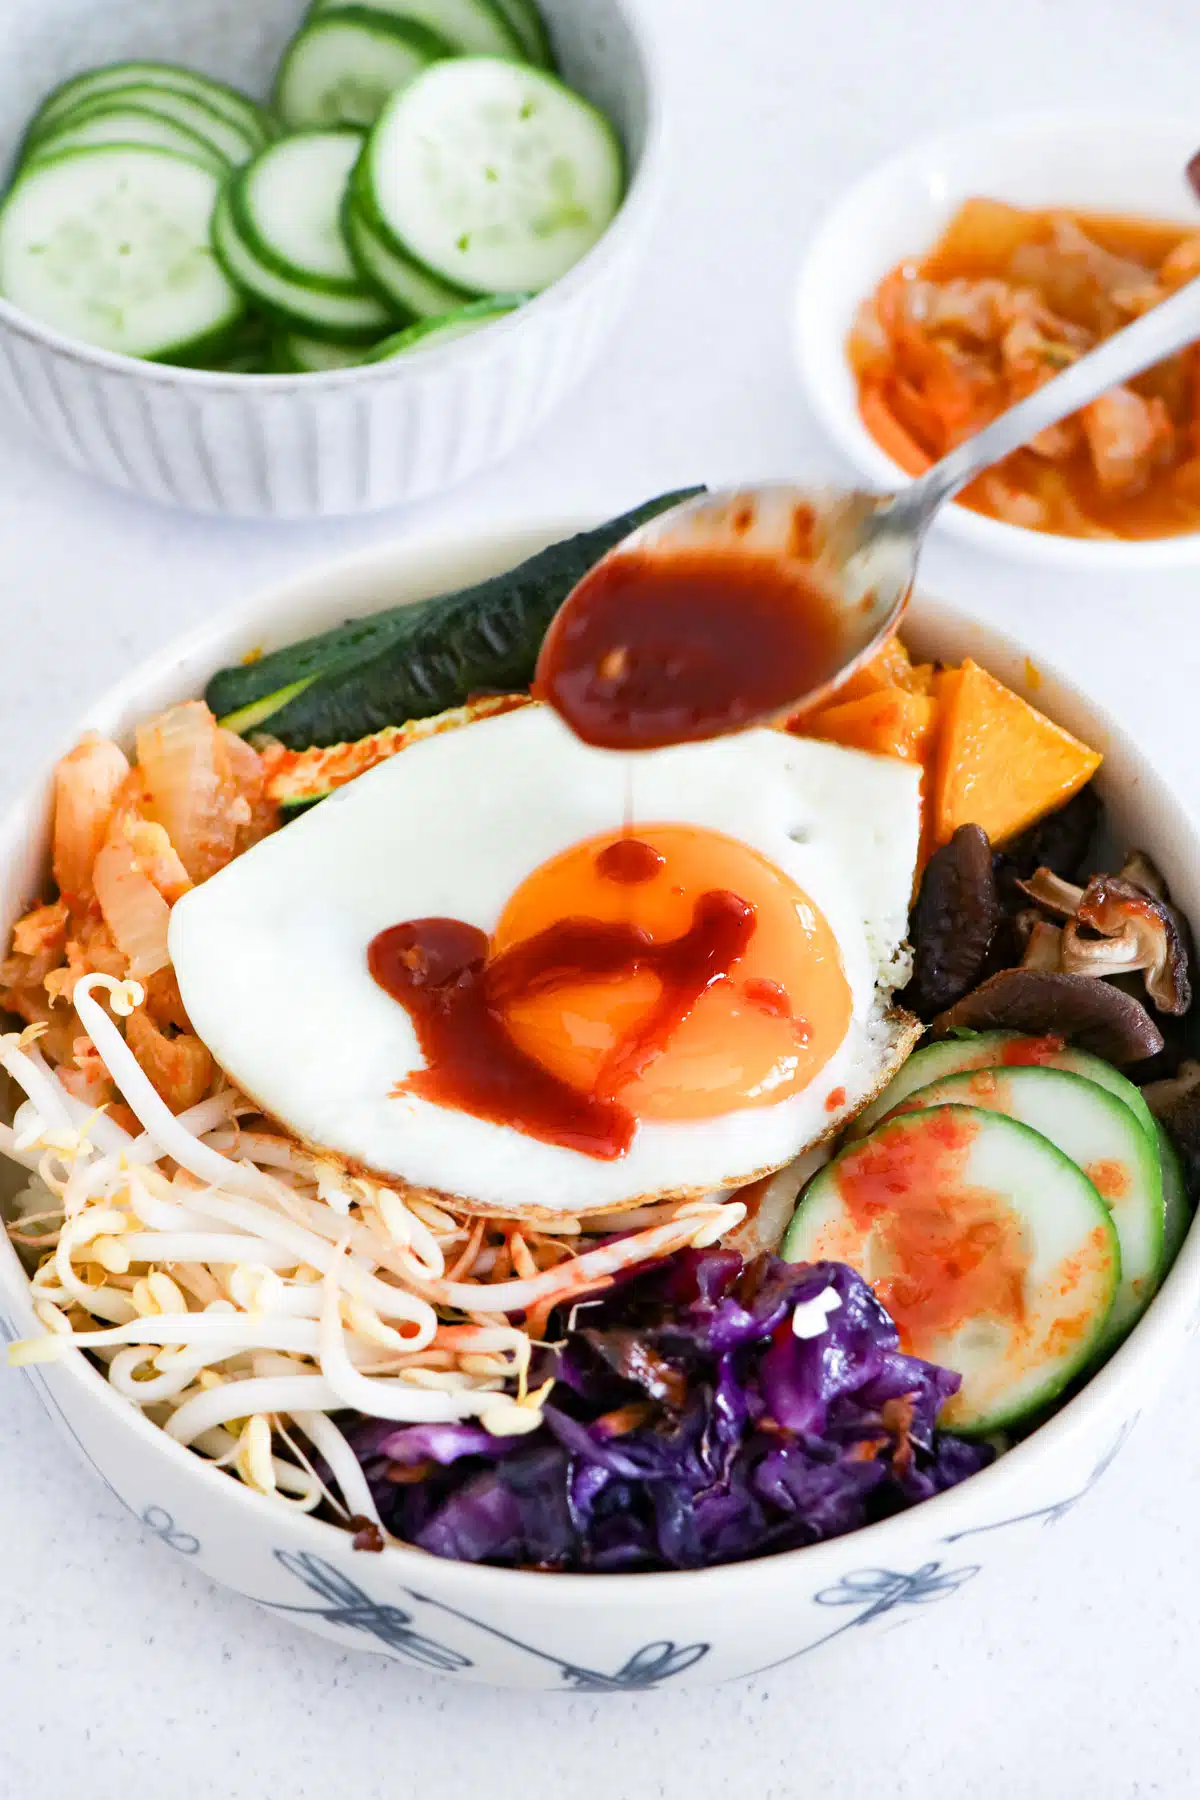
800, 688, 938, 765
933, 658, 1101, 849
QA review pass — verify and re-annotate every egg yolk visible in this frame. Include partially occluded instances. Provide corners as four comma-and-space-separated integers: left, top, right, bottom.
491, 823, 852, 1121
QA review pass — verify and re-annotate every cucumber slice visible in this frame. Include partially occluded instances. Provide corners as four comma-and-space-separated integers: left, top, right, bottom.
273, 330, 371, 372
30, 87, 259, 169
30, 61, 274, 148
211, 185, 393, 342
1157, 1122, 1192, 1269
365, 58, 624, 294
22, 105, 229, 177
889, 1066, 1164, 1344
363, 294, 522, 358
309, 0, 524, 59
231, 132, 368, 293
343, 184, 468, 317
853, 1030, 1157, 1143
275, 11, 452, 131
0, 147, 245, 361
781, 1105, 1120, 1435
489, 0, 554, 66
205, 489, 705, 742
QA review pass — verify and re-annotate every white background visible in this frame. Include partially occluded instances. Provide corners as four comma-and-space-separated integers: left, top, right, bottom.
2, 0, 1200, 1792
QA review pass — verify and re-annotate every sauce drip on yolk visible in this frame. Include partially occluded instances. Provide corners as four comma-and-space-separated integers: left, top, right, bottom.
595, 836, 666, 884
368, 822, 852, 1155
494, 824, 850, 1122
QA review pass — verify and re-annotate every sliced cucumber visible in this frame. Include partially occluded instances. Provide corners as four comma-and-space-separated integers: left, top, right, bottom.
1157, 1122, 1192, 1269
489, 0, 555, 66
22, 104, 229, 177
853, 1030, 1157, 1144
343, 185, 469, 317
275, 10, 452, 131
364, 58, 624, 294
309, 0, 525, 59
782, 1105, 1120, 1435
0, 146, 244, 361
363, 294, 522, 358
273, 330, 371, 372
208, 346, 272, 373
890, 1066, 1164, 1345
211, 185, 393, 342
30, 86, 259, 169
231, 132, 368, 293
30, 61, 274, 148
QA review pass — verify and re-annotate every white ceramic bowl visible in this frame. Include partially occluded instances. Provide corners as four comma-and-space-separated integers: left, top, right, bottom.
795, 111, 1200, 570
2, 521, 1199, 1688
0, 0, 662, 519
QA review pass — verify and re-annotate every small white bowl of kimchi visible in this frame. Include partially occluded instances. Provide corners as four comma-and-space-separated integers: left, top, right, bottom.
795, 111, 1200, 567
2, 520, 1200, 1687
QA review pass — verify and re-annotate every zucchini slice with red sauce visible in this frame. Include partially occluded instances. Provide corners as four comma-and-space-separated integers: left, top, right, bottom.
781, 1104, 1120, 1435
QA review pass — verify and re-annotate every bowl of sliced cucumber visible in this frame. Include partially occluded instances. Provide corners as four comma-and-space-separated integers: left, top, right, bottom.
0, 0, 661, 517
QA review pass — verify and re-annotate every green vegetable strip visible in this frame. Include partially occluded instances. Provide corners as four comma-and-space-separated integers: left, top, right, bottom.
207, 489, 704, 746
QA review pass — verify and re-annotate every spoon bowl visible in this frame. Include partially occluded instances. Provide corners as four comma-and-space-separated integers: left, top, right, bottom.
532, 483, 907, 748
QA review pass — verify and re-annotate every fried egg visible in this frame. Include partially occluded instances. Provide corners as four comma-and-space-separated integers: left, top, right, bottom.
169, 704, 921, 1214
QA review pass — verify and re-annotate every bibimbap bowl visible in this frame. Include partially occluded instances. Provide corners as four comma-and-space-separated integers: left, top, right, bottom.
1, 521, 1198, 1690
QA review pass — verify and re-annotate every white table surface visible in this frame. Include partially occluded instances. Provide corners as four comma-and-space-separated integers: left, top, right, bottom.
3, 0, 1200, 1790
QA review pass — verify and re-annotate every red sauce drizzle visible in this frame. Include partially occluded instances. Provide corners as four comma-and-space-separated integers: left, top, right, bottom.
825, 1085, 847, 1113
742, 977, 791, 1018
534, 545, 846, 751
595, 837, 666, 885
368, 891, 756, 1159
835, 1110, 1029, 1346
1000, 1034, 1066, 1066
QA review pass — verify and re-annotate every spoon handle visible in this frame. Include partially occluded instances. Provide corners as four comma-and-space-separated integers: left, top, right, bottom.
893, 272, 1200, 525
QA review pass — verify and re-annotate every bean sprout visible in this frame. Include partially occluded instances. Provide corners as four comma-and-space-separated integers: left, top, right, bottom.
4, 970, 749, 1524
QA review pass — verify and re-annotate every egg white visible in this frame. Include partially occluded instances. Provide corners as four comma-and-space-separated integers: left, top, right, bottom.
169, 705, 921, 1212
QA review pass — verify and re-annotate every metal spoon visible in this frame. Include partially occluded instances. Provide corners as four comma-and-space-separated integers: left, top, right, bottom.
591, 269, 1200, 722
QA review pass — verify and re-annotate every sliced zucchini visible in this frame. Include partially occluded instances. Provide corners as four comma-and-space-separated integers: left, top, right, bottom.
489, 0, 554, 66
206, 489, 704, 744
853, 1030, 1157, 1143
22, 104, 229, 176
29, 86, 259, 169
230, 132, 368, 293
363, 294, 523, 358
364, 58, 624, 294
781, 1105, 1120, 1435
1157, 1122, 1192, 1269
275, 10, 452, 131
343, 185, 468, 318
273, 330, 371, 373
211, 185, 394, 342
890, 1065, 1164, 1344
309, 0, 525, 59
0, 147, 245, 361
30, 61, 274, 148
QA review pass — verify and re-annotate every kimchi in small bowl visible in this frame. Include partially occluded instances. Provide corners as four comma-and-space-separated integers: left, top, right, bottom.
795, 112, 1200, 567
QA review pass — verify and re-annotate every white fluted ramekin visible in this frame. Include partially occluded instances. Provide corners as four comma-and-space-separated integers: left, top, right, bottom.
0, 0, 663, 518
1, 520, 1198, 1687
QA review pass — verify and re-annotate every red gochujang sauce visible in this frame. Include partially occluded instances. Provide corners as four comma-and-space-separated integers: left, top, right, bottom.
534, 543, 846, 751
368, 890, 757, 1159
